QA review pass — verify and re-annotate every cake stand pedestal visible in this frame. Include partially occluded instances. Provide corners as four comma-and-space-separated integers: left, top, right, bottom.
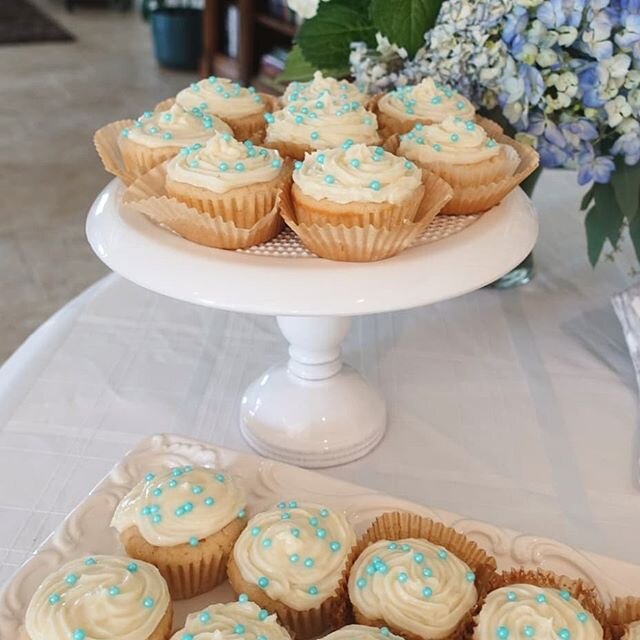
86, 180, 538, 468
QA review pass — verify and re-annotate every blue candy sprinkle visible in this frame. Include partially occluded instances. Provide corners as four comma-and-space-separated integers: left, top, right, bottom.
192, 485, 203, 495
398, 572, 408, 583
204, 497, 215, 506
457, 101, 466, 109
271, 158, 282, 169
189, 537, 199, 547
423, 586, 433, 598
466, 571, 475, 582
262, 538, 272, 548
264, 113, 275, 124
401, 544, 410, 552
288, 500, 298, 508
324, 175, 335, 185
497, 627, 509, 639
145, 473, 155, 481
290, 554, 299, 563
219, 162, 229, 172
65, 574, 78, 585
259, 609, 269, 621
342, 139, 354, 150
310, 131, 319, 141
251, 527, 261, 536
200, 612, 211, 623
152, 488, 162, 497
277, 501, 286, 509
295, 115, 304, 124
450, 133, 460, 142
108, 586, 121, 596
524, 626, 535, 638
234, 162, 245, 172
304, 558, 314, 568
294, 161, 303, 170
507, 591, 517, 601
423, 567, 433, 577
431, 96, 442, 105
414, 553, 424, 563
577, 613, 588, 623
84, 558, 96, 566
369, 180, 381, 191
330, 541, 341, 552
308, 586, 318, 595
73, 630, 86, 640
143, 597, 154, 608
258, 576, 269, 588
127, 562, 138, 572
234, 624, 246, 634
357, 578, 367, 589
49, 593, 61, 604
558, 631, 570, 640
316, 154, 325, 164
238, 593, 249, 602
291, 528, 300, 537
316, 528, 327, 538
380, 629, 390, 637
237, 509, 246, 518
559, 590, 571, 601
183, 635, 194, 640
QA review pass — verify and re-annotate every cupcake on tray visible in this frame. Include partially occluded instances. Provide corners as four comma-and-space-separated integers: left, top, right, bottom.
169, 595, 293, 640
263, 98, 380, 161
279, 142, 453, 262
175, 76, 276, 141
24, 554, 172, 640
111, 465, 247, 600
123, 132, 290, 249
396, 116, 539, 214
94, 102, 232, 185
375, 78, 475, 137
226, 500, 357, 639
347, 512, 497, 640
321, 625, 405, 640
282, 71, 368, 107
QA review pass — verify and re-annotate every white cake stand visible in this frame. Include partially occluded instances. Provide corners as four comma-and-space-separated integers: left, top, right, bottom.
86, 179, 538, 468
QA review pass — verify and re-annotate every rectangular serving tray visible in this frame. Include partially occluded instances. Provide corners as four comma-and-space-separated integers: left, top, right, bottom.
2, 434, 639, 637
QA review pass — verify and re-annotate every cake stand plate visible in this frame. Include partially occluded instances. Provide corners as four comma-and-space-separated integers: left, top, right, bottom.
86, 180, 538, 467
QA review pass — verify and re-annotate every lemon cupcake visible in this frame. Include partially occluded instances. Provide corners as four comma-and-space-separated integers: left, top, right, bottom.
291, 142, 425, 228
282, 71, 367, 106
25, 555, 172, 640
264, 99, 380, 160
227, 500, 357, 639
118, 103, 232, 176
321, 625, 405, 640
165, 132, 291, 228
169, 596, 293, 640
176, 76, 272, 140
376, 78, 475, 136
111, 465, 247, 600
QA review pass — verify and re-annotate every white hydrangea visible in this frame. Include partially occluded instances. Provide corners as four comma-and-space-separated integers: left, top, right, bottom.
286, 0, 329, 20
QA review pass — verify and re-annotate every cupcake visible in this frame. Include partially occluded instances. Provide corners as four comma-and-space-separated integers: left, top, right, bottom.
291, 143, 425, 228
169, 596, 293, 640
282, 71, 368, 107
117, 103, 233, 177
264, 99, 380, 161
609, 598, 640, 640
24, 555, 172, 640
227, 500, 357, 639
376, 78, 475, 137
396, 116, 536, 214
624, 622, 640, 640
165, 132, 291, 228
175, 76, 273, 140
321, 625, 405, 640
111, 465, 247, 600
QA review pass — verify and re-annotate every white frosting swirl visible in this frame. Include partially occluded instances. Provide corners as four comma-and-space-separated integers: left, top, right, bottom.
379, 78, 475, 123
322, 625, 405, 640
166, 133, 284, 193
170, 598, 293, 640
293, 144, 422, 205
232, 501, 356, 611
283, 72, 367, 106
398, 116, 501, 166
624, 621, 640, 640
176, 77, 265, 118
474, 585, 603, 640
348, 538, 477, 640
265, 100, 379, 149
111, 465, 247, 546
25, 555, 169, 640
122, 103, 232, 149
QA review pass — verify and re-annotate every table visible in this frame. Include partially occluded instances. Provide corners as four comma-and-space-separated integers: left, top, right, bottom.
0, 169, 638, 590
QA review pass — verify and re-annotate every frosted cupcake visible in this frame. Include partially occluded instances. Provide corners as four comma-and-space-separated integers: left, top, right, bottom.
264, 99, 380, 160
376, 78, 475, 136
227, 500, 357, 639
321, 625, 405, 640
111, 465, 247, 600
282, 71, 367, 107
25, 555, 172, 640
165, 132, 291, 228
291, 143, 425, 228
117, 103, 232, 176
169, 596, 293, 640
176, 76, 272, 140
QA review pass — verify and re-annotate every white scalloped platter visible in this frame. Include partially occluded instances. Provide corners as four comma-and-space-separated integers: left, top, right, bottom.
3, 434, 640, 637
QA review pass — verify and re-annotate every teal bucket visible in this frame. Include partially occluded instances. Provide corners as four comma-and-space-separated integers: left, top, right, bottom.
151, 9, 202, 70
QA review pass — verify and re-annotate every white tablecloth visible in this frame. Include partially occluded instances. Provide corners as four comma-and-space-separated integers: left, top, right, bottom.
0, 170, 638, 590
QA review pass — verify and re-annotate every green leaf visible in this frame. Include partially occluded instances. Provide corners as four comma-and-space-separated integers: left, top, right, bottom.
610, 160, 640, 221
628, 210, 640, 263
298, 2, 376, 72
584, 183, 624, 266
278, 45, 315, 82
580, 184, 595, 211
371, 0, 442, 57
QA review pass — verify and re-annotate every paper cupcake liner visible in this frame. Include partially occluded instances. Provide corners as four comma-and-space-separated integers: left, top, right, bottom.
280, 170, 452, 262
608, 597, 640, 640
227, 549, 351, 639
121, 517, 246, 601
477, 569, 610, 640
347, 511, 497, 640
118, 136, 182, 178
292, 182, 426, 229
475, 116, 504, 138
94, 119, 140, 185
123, 164, 284, 249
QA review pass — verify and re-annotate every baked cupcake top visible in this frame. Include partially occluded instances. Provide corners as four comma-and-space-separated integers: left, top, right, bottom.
474, 585, 603, 640
293, 143, 422, 205
232, 501, 356, 610
121, 103, 232, 149
170, 597, 292, 640
176, 76, 266, 119
397, 116, 500, 166
348, 538, 477, 640
110, 465, 247, 546
378, 78, 475, 123
322, 625, 405, 640
283, 71, 367, 106
264, 100, 379, 149
624, 622, 640, 640
25, 555, 169, 640
166, 133, 285, 193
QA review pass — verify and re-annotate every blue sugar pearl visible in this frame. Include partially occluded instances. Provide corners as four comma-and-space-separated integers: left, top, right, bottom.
281, 512, 291, 520
237, 509, 246, 518
223, 92, 231, 99
294, 161, 303, 170
457, 101, 466, 109
49, 593, 61, 604
295, 115, 304, 124
183, 635, 194, 640
251, 527, 261, 536
262, 538, 272, 548
65, 574, 78, 585
369, 180, 381, 191
444, 88, 453, 97
259, 609, 269, 621
466, 571, 475, 582
407, 132, 415, 140
234, 162, 245, 172
175, 506, 185, 517
356, 577, 367, 589
364, 117, 373, 126
374, 146, 384, 155
191, 143, 203, 152
258, 576, 269, 588
288, 500, 298, 508
108, 586, 121, 596
208, 75, 217, 83
271, 159, 282, 169
259, 149, 268, 157
304, 558, 314, 568
134, 121, 142, 128
315, 101, 324, 109
406, 107, 414, 115
216, 85, 224, 94
189, 537, 199, 547
84, 557, 96, 566
238, 593, 249, 602
277, 501, 286, 508
388, 543, 397, 550
398, 572, 408, 583
257, 635, 267, 640
433, 144, 442, 152
191, 82, 199, 91
290, 554, 299, 563
189, 160, 199, 169
221, 134, 231, 143
192, 485, 203, 495
536, 594, 546, 603
191, 107, 203, 117
204, 497, 215, 506
73, 630, 86, 640
288, 105, 297, 113
249, 86, 256, 93
152, 514, 162, 524
149, 505, 159, 514
330, 541, 341, 552
431, 96, 442, 105
559, 590, 571, 601
200, 612, 211, 623
423, 586, 433, 598
290, 91, 299, 101
465, 121, 475, 131
179, 149, 189, 157
149, 127, 159, 134
437, 549, 448, 559
414, 553, 424, 563
351, 158, 362, 168
381, 629, 390, 637
351, 101, 359, 110
342, 138, 354, 149
497, 627, 509, 639
127, 562, 138, 572
415, 123, 424, 130
507, 591, 517, 601
558, 631, 570, 640
199, 102, 207, 110
524, 626, 535, 638
172, 468, 183, 477
301, 107, 309, 114
143, 597, 154, 608
487, 139, 497, 148
316, 528, 327, 538
423, 567, 433, 577
145, 473, 155, 481
316, 153, 325, 164
264, 113, 275, 123
308, 586, 319, 596
291, 528, 300, 537
143, 111, 153, 118
450, 133, 460, 142
183, 502, 193, 512
152, 488, 162, 497
219, 162, 229, 172
400, 544, 410, 552
310, 131, 319, 141
577, 613, 588, 623
120, 129, 129, 138
366, 565, 376, 576
416, 137, 425, 144
324, 175, 335, 185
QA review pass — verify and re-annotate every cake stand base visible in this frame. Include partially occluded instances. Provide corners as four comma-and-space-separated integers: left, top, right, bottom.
240, 316, 386, 468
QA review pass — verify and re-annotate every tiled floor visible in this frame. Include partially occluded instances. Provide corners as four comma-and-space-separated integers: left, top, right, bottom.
0, 0, 193, 363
